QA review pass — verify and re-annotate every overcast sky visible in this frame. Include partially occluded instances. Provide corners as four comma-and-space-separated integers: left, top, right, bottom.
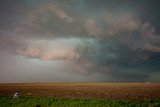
0, 0, 160, 83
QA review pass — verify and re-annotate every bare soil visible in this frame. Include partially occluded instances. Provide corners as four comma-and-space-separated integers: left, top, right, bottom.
0, 83, 160, 100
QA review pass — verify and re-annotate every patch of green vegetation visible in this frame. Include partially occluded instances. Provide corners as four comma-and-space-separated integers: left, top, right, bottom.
0, 96, 160, 107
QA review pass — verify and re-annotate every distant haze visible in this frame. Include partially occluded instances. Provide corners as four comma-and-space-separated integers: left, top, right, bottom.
0, 0, 160, 83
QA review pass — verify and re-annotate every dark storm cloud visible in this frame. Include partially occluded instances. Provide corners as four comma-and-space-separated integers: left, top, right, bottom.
12, 2, 103, 39
0, 0, 160, 82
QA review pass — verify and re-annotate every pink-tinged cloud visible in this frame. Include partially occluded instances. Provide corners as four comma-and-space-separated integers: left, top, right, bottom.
84, 18, 102, 36
43, 3, 74, 23
16, 46, 80, 60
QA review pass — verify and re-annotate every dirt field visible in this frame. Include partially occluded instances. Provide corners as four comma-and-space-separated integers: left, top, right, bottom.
0, 83, 160, 101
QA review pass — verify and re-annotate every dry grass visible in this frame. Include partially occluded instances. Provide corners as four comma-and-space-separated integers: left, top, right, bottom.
0, 83, 160, 101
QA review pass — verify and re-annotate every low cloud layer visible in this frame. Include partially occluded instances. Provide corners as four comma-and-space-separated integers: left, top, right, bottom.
16, 46, 79, 60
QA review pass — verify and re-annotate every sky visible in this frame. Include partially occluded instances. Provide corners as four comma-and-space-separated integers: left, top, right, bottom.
0, 0, 160, 83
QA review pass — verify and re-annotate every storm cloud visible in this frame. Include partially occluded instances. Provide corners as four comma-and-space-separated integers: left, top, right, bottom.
0, 0, 160, 82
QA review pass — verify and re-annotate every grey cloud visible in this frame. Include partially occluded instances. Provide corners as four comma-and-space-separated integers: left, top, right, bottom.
13, 2, 85, 39
0, 0, 160, 82
110, 71, 149, 82
100, 13, 160, 54
12, 1, 104, 39
84, 18, 102, 36
12, 4, 160, 55
0, 35, 27, 54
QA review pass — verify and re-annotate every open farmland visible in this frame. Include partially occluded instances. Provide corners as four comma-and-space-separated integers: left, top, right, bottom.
0, 83, 160, 101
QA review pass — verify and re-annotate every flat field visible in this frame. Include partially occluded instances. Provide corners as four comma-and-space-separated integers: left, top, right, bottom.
0, 83, 160, 100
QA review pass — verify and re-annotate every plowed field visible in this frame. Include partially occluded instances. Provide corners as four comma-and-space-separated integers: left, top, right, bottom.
0, 83, 160, 101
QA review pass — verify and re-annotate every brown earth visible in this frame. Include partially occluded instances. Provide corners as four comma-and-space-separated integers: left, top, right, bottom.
0, 83, 160, 101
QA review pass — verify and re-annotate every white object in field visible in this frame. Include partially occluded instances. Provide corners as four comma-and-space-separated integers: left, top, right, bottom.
13, 92, 19, 98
